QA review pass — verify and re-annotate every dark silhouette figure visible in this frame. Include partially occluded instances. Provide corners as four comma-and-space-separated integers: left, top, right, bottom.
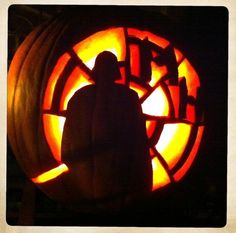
61, 51, 152, 205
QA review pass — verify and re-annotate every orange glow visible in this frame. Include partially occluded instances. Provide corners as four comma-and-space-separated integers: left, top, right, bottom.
142, 86, 169, 116
73, 28, 126, 69
173, 126, 204, 181
128, 28, 169, 49
155, 123, 192, 169
43, 53, 71, 110
129, 82, 147, 98
146, 120, 157, 139
178, 58, 200, 98
32, 164, 69, 184
152, 156, 171, 190
43, 114, 66, 162
186, 104, 195, 123
60, 67, 93, 111
174, 48, 184, 63
149, 61, 168, 87
130, 44, 140, 77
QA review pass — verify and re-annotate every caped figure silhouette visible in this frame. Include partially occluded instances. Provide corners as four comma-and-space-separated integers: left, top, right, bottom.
62, 51, 152, 204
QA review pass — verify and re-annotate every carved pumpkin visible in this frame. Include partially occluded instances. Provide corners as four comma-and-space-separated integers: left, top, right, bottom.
7, 12, 204, 210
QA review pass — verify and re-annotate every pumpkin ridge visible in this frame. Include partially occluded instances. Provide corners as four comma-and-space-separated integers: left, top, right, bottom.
35, 21, 73, 172
10, 19, 70, 177
8, 24, 48, 176
33, 20, 74, 174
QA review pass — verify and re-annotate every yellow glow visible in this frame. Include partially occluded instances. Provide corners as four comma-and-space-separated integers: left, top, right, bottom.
142, 86, 169, 116
60, 67, 93, 111
43, 53, 71, 110
174, 126, 204, 181
127, 28, 169, 48
32, 164, 69, 184
178, 58, 200, 98
149, 61, 168, 87
152, 157, 171, 190
73, 28, 126, 69
155, 123, 192, 169
43, 114, 66, 162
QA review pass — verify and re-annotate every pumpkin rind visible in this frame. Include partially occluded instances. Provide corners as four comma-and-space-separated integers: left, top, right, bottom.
8, 18, 69, 178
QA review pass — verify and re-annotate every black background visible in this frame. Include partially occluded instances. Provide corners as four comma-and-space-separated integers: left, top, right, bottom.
7, 5, 228, 227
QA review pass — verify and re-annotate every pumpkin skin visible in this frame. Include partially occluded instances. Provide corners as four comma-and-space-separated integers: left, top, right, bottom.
7, 14, 154, 210
7, 18, 72, 203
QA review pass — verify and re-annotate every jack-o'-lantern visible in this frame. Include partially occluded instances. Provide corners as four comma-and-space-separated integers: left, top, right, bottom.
7, 13, 204, 210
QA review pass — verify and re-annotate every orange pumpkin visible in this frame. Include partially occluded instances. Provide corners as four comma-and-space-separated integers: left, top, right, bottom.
7, 13, 204, 210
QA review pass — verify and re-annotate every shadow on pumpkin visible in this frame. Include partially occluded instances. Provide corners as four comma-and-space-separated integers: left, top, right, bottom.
60, 51, 153, 212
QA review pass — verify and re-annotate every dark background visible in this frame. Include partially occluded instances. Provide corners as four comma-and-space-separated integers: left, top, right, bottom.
7, 5, 228, 227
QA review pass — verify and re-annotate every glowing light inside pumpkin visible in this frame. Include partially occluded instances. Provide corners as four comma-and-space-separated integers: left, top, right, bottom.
149, 62, 168, 87
155, 123, 192, 169
43, 53, 71, 110
73, 27, 126, 69
127, 28, 169, 49
39, 27, 204, 189
130, 44, 141, 77
43, 114, 66, 162
167, 86, 180, 118
152, 156, 171, 190
173, 126, 204, 181
142, 86, 169, 116
146, 120, 156, 139
186, 104, 196, 123
129, 82, 147, 98
60, 67, 93, 111
32, 163, 69, 184
178, 58, 200, 98
174, 48, 184, 63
